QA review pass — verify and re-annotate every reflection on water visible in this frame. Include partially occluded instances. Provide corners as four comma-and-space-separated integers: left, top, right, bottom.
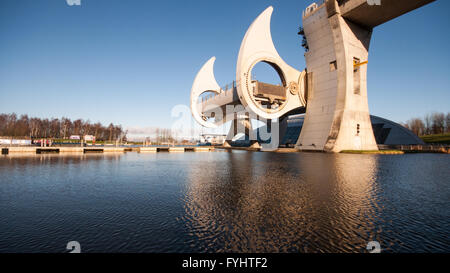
184, 152, 382, 252
0, 152, 449, 253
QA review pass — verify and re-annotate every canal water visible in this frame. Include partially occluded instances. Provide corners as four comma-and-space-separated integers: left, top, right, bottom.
0, 151, 449, 253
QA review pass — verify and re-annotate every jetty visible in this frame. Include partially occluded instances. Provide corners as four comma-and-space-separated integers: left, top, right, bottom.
1, 146, 214, 155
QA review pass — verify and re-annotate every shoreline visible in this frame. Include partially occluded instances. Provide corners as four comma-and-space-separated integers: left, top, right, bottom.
2, 145, 449, 155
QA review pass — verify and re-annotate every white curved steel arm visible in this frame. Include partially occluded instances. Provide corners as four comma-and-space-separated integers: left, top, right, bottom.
236, 6, 305, 120
190, 57, 221, 128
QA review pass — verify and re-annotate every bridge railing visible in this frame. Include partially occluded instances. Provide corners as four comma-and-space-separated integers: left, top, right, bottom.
302, 0, 325, 18
200, 80, 242, 104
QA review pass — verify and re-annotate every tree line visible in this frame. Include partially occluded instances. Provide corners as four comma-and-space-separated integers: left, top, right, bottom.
403, 112, 450, 136
0, 113, 126, 141
1, 111, 448, 141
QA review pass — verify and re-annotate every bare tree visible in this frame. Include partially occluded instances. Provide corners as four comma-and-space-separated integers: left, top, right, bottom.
431, 112, 445, 134
0, 113, 125, 141
60, 117, 71, 139
407, 118, 425, 136
446, 113, 450, 133
424, 114, 432, 135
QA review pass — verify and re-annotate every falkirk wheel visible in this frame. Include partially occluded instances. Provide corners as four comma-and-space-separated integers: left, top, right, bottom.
190, 0, 433, 152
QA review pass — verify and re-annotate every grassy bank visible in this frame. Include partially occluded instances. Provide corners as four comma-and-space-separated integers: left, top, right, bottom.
340, 150, 404, 154
420, 133, 450, 144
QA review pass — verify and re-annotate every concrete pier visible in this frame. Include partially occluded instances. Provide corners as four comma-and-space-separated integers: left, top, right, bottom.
1, 146, 215, 155
193, 147, 210, 152
6, 147, 37, 153
168, 147, 185, 153
139, 147, 158, 153
59, 147, 84, 153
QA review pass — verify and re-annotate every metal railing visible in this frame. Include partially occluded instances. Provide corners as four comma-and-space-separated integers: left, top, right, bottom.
200, 80, 241, 103
302, 0, 325, 18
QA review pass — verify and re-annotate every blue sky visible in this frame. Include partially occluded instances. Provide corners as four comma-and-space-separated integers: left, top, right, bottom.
0, 0, 448, 135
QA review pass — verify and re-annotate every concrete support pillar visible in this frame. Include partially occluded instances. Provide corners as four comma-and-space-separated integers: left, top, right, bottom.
225, 113, 255, 146
297, 0, 378, 152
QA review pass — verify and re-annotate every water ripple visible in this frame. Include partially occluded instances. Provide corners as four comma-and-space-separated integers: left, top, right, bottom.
0, 152, 449, 253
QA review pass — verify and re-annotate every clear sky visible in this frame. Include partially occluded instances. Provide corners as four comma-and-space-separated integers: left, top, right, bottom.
0, 0, 449, 137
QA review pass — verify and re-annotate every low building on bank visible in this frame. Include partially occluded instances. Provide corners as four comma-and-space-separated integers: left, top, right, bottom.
0, 138, 32, 146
